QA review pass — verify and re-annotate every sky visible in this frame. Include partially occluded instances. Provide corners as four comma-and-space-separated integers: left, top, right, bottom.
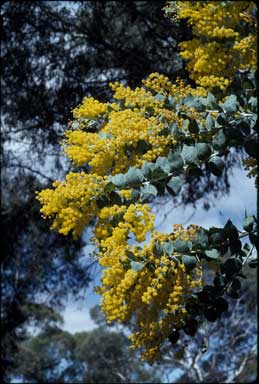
61, 165, 257, 334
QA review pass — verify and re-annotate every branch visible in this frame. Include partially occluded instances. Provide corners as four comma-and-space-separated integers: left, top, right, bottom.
226, 354, 249, 383
7, 163, 54, 182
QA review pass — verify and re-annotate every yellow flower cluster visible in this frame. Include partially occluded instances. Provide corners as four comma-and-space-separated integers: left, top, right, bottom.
142, 73, 207, 99
164, 1, 257, 89
37, 71, 208, 242
72, 96, 108, 119
94, 202, 154, 252
64, 73, 207, 174
97, 224, 202, 363
110, 81, 164, 110
36, 72, 210, 361
36, 173, 106, 237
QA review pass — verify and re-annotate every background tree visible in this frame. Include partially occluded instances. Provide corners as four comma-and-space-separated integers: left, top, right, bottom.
12, 309, 161, 383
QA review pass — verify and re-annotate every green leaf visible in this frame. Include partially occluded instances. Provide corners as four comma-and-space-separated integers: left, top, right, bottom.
198, 286, 218, 306
195, 143, 212, 160
182, 119, 189, 131
154, 181, 166, 195
206, 113, 214, 130
154, 241, 163, 256
181, 144, 197, 165
168, 152, 184, 171
205, 249, 221, 260
130, 261, 145, 272
109, 173, 126, 187
210, 101, 223, 112
193, 228, 208, 249
146, 262, 156, 272
153, 93, 166, 102
186, 164, 203, 177
188, 119, 199, 134
249, 232, 258, 249
151, 166, 168, 181
203, 284, 218, 295
206, 91, 216, 106
109, 191, 122, 206
242, 77, 254, 89
130, 189, 141, 202
183, 318, 198, 336
214, 297, 228, 313
221, 257, 242, 277
140, 184, 158, 197
163, 241, 174, 255
212, 129, 227, 151
125, 167, 144, 186
174, 239, 192, 253
224, 126, 244, 142
185, 301, 202, 316
126, 250, 138, 262
248, 96, 257, 112
231, 277, 241, 291
104, 182, 116, 193
166, 95, 175, 108
136, 140, 152, 154
221, 94, 238, 113
96, 195, 109, 209
204, 306, 219, 322
171, 256, 180, 265
229, 239, 242, 255
169, 122, 177, 133
227, 289, 240, 299
141, 162, 156, 178
209, 228, 226, 245
183, 93, 194, 107
224, 220, 239, 239
236, 120, 250, 135
236, 272, 246, 279
124, 143, 134, 156
213, 274, 226, 289
248, 259, 258, 268
158, 126, 170, 136
216, 113, 226, 125
182, 255, 197, 271
196, 286, 216, 304
208, 156, 224, 176
168, 330, 180, 344
244, 139, 257, 158
243, 216, 255, 232
189, 96, 205, 111
155, 157, 171, 173
166, 176, 182, 196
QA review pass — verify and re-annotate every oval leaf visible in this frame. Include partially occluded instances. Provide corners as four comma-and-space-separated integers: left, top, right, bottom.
205, 249, 221, 260
140, 184, 158, 197
168, 152, 184, 171
182, 255, 197, 271
167, 176, 182, 196
130, 261, 145, 272
208, 156, 224, 176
